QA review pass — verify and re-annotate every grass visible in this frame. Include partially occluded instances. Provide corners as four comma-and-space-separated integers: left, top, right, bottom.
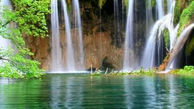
91, 66, 194, 77
90, 68, 156, 77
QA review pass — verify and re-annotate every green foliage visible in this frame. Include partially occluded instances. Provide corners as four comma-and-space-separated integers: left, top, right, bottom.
6, 0, 51, 37
129, 68, 155, 76
0, 0, 48, 78
176, 1, 194, 36
123, 0, 128, 8
0, 26, 44, 78
173, 66, 194, 76
174, 0, 193, 25
90, 68, 155, 77
145, 0, 156, 8
98, 0, 107, 9
151, 0, 156, 7
0, 49, 44, 79
186, 36, 194, 55
162, 28, 170, 48
163, 0, 168, 13
174, 0, 181, 25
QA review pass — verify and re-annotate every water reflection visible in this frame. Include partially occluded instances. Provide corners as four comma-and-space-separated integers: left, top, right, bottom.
124, 76, 156, 108
50, 75, 84, 108
168, 75, 176, 108
0, 74, 194, 108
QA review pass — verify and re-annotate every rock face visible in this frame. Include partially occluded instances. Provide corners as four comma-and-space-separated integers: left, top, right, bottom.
84, 31, 123, 70
24, 36, 51, 70
25, 29, 123, 71
24, 0, 194, 71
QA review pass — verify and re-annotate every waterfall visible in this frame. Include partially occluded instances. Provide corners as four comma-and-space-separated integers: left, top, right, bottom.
0, 0, 12, 49
51, 0, 64, 72
141, 19, 164, 68
61, 0, 76, 71
114, 0, 119, 34
121, 0, 126, 31
0, 0, 13, 65
156, 0, 164, 19
167, 23, 194, 69
146, 0, 154, 35
141, 0, 178, 69
123, 0, 135, 71
51, 0, 85, 72
72, 0, 85, 70
113, 0, 120, 46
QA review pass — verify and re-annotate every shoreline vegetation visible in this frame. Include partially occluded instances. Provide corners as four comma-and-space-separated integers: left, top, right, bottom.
90, 66, 194, 77
0, 65, 194, 79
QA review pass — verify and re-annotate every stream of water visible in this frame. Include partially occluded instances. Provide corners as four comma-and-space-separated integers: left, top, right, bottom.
73, 0, 85, 70
0, 0, 13, 65
51, 0, 64, 72
123, 0, 135, 71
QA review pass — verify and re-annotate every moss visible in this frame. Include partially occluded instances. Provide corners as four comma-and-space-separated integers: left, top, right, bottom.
163, 0, 168, 14
173, 0, 189, 25
145, 0, 156, 8
186, 36, 194, 56
162, 28, 170, 48
98, 0, 107, 9
90, 68, 155, 77
151, 0, 156, 7
173, 0, 181, 25
66, 0, 72, 12
171, 66, 194, 76
123, 0, 128, 8
177, 1, 194, 37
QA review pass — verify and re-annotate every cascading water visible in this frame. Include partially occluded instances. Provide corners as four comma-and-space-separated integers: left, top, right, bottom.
156, 0, 164, 19
72, 0, 85, 70
51, 0, 86, 72
145, 0, 154, 35
121, 0, 126, 30
167, 23, 194, 69
0, 0, 13, 65
141, 19, 166, 68
0, 0, 12, 49
61, 0, 76, 71
123, 0, 135, 71
113, 0, 121, 46
51, 0, 64, 72
141, 0, 178, 69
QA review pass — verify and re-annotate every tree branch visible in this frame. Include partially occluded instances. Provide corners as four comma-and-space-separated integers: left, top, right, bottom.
0, 56, 11, 62
2, 21, 12, 27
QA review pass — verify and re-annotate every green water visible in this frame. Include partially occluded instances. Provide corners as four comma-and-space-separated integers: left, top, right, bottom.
0, 74, 194, 109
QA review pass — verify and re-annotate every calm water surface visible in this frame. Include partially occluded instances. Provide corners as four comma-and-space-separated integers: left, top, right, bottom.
0, 74, 194, 109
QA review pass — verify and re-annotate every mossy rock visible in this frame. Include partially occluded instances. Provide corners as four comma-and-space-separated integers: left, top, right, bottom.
173, 0, 192, 25
176, 1, 194, 36
163, 0, 168, 14
162, 28, 170, 48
